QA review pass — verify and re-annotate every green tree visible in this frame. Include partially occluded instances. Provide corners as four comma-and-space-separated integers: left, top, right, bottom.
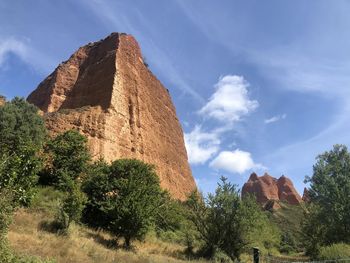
0, 97, 46, 153
43, 130, 91, 190
186, 177, 277, 261
0, 97, 46, 205
83, 159, 163, 248
303, 144, 350, 257
56, 184, 87, 232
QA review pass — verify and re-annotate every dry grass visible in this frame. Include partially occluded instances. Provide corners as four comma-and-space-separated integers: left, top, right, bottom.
8, 209, 210, 263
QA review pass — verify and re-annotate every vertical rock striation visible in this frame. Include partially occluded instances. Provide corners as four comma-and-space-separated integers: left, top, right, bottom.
27, 33, 196, 200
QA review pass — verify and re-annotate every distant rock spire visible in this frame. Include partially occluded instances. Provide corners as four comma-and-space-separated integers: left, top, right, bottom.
242, 172, 303, 209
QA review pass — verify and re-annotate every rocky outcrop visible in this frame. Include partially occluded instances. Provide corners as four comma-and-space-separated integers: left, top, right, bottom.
242, 173, 302, 208
27, 33, 196, 200
0, 96, 5, 106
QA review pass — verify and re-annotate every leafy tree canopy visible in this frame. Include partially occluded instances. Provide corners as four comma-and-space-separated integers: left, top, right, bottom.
83, 159, 163, 248
0, 97, 46, 205
303, 144, 350, 257
186, 177, 278, 261
43, 130, 91, 190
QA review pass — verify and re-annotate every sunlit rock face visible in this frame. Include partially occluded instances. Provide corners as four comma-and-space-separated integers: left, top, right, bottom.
242, 172, 302, 208
27, 33, 196, 200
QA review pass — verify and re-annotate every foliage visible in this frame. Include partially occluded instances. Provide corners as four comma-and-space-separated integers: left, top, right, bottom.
154, 192, 185, 233
186, 177, 277, 261
317, 243, 350, 260
0, 97, 46, 153
268, 202, 305, 253
42, 130, 90, 190
0, 189, 14, 262
279, 232, 297, 254
82, 159, 163, 248
56, 184, 87, 232
240, 196, 280, 254
303, 144, 350, 257
0, 98, 46, 206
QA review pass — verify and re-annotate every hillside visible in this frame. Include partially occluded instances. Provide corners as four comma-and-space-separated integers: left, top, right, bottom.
268, 201, 306, 252
8, 187, 209, 263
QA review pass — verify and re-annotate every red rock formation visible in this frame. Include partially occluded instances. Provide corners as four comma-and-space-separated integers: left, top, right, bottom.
27, 33, 196, 200
242, 173, 302, 208
277, 175, 303, 205
0, 96, 5, 106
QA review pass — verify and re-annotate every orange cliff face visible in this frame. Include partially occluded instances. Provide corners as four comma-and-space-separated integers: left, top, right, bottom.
242, 172, 302, 208
27, 33, 196, 200
0, 96, 5, 106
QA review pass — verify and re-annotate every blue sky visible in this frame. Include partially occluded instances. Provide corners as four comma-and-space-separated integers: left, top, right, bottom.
1, 0, 350, 194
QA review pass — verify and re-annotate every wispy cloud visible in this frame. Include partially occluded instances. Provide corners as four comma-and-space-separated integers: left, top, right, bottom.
265, 114, 287, 124
210, 149, 265, 174
0, 37, 55, 73
0, 38, 27, 68
75, 0, 204, 103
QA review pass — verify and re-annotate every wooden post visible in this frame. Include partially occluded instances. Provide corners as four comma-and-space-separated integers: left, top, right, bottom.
253, 247, 260, 263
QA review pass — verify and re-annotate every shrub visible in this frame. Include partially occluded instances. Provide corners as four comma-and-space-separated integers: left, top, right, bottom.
303, 144, 350, 256
154, 192, 186, 233
41, 130, 90, 190
83, 159, 163, 248
0, 97, 46, 206
56, 185, 87, 232
317, 243, 350, 260
0, 190, 15, 262
186, 177, 279, 261
0, 97, 46, 153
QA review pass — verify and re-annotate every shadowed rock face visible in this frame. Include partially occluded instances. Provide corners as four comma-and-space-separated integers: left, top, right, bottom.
27, 33, 196, 200
242, 173, 302, 208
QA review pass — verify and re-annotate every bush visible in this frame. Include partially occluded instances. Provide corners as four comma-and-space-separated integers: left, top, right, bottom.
186, 177, 279, 261
41, 130, 90, 190
317, 243, 350, 260
303, 144, 350, 256
0, 97, 46, 206
83, 159, 163, 248
0, 190, 15, 262
154, 193, 186, 233
0, 97, 46, 153
56, 185, 87, 232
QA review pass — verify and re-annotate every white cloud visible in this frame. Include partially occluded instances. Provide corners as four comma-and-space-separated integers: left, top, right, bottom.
199, 75, 258, 123
264, 114, 287, 124
0, 38, 27, 67
209, 149, 265, 174
184, 125, 220, 165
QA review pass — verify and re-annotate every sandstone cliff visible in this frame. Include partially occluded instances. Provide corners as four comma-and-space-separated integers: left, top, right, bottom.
0, 96, 5, 106
242, 172, 302, 208
27, 33, 196, 200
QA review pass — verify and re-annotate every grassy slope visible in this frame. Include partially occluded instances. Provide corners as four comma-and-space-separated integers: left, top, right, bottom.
268, 201, 306, 250
8, 187, 210, 263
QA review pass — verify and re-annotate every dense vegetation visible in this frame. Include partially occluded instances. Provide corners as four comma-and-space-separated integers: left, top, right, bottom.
303, 144, 350, 258
1, 97, 350, 262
